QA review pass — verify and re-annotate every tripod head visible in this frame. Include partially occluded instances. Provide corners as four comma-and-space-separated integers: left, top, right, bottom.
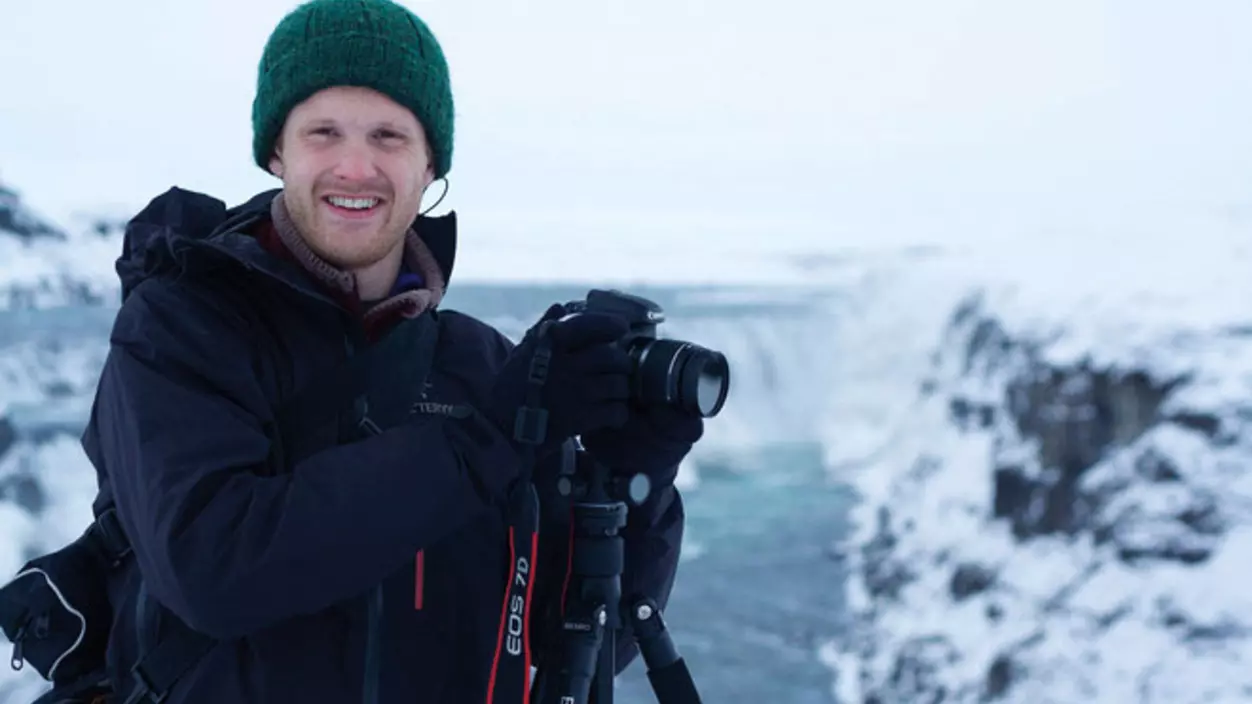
555, 446, 650, 506
530, 448, 702, 704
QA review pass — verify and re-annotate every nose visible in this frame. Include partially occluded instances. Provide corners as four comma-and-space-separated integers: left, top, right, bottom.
332, 139, 379, 182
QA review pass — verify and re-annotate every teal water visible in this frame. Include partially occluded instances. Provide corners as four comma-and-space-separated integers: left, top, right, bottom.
615, 443, 853, 703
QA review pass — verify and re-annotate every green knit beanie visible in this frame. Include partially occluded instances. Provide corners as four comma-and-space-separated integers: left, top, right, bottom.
252, 0, 454, 178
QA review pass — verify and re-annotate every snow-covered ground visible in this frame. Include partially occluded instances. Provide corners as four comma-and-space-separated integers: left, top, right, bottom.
817, 219, 1252, 703
2, 180, 1251, 702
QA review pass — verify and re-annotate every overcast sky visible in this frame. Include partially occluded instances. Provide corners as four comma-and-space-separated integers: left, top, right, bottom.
2, 0, 1250, 266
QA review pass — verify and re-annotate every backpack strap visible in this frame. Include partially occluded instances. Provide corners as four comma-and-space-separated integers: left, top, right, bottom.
113, 312, 443, 704
120, 616, 213, 704
84, 507, 132, 569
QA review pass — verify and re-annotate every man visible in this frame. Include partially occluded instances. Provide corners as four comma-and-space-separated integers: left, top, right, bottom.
77, 0, 699, 701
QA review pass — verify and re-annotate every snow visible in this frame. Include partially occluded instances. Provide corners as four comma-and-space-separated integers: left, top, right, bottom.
1, 173, 1252, 702
1, 0, 1251, 698
0, 440, 100, 702
812, 212, 1252, 702
0, 188, 121, 309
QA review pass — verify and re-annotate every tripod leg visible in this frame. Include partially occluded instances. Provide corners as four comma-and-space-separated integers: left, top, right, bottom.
533, 602, 606, 704
628, 597, 703, 704
592, 635, 614, 704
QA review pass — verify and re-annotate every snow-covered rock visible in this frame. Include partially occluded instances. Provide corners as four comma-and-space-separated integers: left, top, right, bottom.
0, 180, 122, 310
0, 183, 64, 243
825, 279, 1252, 704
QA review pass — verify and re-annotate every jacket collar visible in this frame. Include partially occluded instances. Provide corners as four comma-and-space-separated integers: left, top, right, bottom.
193, 189, 460, 314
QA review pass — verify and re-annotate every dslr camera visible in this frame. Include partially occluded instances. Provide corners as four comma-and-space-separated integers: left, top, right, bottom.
565, 289, 730, 418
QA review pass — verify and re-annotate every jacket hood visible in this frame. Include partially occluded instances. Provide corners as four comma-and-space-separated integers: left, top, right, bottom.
115, 187, 458, 304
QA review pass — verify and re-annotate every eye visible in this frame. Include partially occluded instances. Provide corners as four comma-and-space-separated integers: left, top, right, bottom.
375, 129, 407, 145
307, 126, 337, 140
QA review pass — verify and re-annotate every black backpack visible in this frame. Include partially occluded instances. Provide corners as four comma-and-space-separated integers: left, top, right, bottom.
0, 187, 445, 704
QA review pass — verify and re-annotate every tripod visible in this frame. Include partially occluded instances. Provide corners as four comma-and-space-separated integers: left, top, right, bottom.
530, 454, 703, 704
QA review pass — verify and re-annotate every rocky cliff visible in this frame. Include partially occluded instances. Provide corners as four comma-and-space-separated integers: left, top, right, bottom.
826, 284, 1252, 703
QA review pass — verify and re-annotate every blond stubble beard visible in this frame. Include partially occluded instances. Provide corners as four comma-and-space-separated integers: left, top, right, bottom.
285, 191, 414, 270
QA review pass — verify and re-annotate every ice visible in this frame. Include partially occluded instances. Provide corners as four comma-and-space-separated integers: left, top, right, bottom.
814, 211, 1252, 702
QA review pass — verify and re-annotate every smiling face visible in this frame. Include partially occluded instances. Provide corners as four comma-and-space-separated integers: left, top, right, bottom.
268, 86, 435, 272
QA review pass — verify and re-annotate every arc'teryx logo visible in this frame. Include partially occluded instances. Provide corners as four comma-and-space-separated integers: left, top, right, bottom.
411, 381, 441, 415
411, 401, 460, 417
410, 380, 472, 419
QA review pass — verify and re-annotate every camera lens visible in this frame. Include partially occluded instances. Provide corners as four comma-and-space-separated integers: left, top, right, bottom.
627, 338, 730, 418
681, 347, 731, 417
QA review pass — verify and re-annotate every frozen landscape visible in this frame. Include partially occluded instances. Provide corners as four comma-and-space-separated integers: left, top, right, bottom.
2, 1, 1251, 700
820, 233, 1252, 703
1, 168, 1249, 704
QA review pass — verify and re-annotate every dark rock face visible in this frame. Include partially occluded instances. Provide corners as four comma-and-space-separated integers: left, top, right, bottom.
0, 182, 65, 242
859, 507, 918, 603
831, 290, 1252, 703
949, 563, 996, 601
0, 416, 16, 461
994, 365, 1180, 541
0, 471, 45, 515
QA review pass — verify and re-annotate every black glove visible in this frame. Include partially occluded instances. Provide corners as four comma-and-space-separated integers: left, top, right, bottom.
580, 405, 703, 490
488, 304, 633, 463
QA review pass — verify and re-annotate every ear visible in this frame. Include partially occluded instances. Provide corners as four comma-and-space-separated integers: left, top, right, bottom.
421, 142, 436, 188
268, 134, 286, 178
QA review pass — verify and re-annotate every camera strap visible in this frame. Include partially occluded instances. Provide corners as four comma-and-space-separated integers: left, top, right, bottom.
510, 320, 556, 455
486, 321, 556, 704
486, 481, 541, 704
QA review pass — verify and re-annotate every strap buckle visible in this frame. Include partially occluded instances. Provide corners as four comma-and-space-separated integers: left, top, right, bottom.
91, 507, 133, 568
513, 323, 554, 446
123, 662, 168, 704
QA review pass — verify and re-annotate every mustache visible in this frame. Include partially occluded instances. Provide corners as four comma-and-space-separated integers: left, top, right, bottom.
316, 181, 392, 199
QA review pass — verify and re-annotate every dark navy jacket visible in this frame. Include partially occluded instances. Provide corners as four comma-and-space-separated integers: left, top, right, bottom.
78, 188, 685, 703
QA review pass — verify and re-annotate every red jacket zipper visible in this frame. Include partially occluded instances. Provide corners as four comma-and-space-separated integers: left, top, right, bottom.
414, 549, 425, 610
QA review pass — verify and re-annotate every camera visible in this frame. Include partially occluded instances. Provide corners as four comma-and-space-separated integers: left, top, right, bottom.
565, 289, 730, 418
